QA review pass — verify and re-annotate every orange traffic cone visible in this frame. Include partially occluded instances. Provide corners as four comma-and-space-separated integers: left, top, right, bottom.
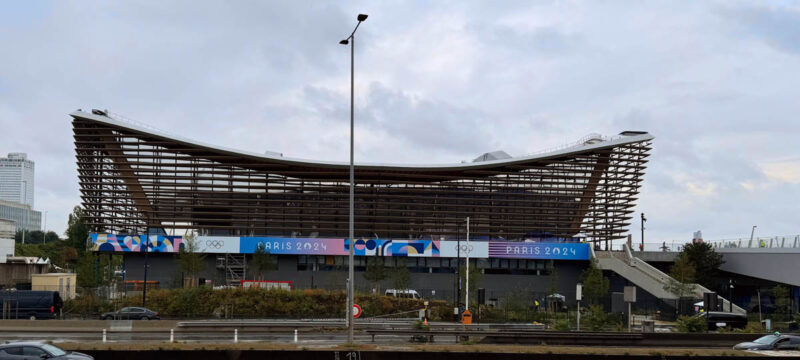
424, 318, 428, 326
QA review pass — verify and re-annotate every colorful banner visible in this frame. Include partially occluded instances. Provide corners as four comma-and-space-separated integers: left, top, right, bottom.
489, 242, 590, 260
91, 234, 183, 253
239, 237, 347, 255
90, 234, 589, 260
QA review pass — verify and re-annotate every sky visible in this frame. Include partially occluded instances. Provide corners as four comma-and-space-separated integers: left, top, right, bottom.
0, 1, 798, 243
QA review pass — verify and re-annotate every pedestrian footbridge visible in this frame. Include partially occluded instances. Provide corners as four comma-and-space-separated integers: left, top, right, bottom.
592, 245, 745, 314
638, 235, 800, 287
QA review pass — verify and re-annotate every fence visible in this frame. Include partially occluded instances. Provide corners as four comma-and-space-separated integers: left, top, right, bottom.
641, 235, 800, 252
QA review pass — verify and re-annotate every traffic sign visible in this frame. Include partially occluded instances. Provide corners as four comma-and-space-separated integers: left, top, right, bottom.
353, 304, 362, 318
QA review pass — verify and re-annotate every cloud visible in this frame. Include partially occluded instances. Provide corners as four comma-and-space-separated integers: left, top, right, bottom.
0, 1, 798, 243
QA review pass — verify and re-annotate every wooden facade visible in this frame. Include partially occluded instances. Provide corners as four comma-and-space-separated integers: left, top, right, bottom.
72, 110, 653, 243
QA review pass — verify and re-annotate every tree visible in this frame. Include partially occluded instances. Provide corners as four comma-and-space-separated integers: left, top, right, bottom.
250, 242, 277, 281
548, 260, 559, 295
363, 256, 388, 294
581, 258, 609, 305
774, 285, 790, 321
682, 242, 724, 289
664, 252, 697, 299
459, 260, 483, 304
177, 234, 206, 287
391, 258, 411, 291
65, 206, 90, 254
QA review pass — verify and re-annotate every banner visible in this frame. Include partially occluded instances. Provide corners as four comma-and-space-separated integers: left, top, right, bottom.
195, 236, 240, 254
489, 242, 590, 260
91, 234, 182, 253
90, 233, 588, 260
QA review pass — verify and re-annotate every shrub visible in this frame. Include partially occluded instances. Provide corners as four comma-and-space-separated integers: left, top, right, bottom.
412, 319, 431, 331
675, 315, 707, 333
554, 318, 570, 331
64, 288, 448, 319
583, 305, 612, 331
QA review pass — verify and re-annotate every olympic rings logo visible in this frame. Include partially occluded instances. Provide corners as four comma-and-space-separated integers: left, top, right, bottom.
454, 244, 474, 254
205, 240, 225, 249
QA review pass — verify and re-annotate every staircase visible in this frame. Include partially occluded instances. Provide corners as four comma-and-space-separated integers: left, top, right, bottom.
216, 253, 247, 286
592, 245, 745, 314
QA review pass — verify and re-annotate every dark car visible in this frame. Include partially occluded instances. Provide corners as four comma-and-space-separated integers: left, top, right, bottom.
733, 334, 800, 350
0, 341, 92, 360
699, 311, 748, 330
101, 307, 159, 320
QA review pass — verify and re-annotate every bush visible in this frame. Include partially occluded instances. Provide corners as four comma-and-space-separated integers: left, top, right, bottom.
64, 288, 448, 320
675, 315, 707, 333
554, 318, 570, 331
412, 319, 431, 331
583, 305, 612, 331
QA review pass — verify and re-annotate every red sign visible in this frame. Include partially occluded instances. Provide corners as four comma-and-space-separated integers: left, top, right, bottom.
353, 304, 362, 318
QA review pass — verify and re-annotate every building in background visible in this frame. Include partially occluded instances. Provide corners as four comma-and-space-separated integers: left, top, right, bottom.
0, 200, 41, 232
0, 218, 14, 239
32, 273, 76, 300
0, 153, 35, 207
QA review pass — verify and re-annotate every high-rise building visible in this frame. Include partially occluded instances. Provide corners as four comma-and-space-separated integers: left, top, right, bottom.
0, 200, 41, 232
0, 153, 35, 207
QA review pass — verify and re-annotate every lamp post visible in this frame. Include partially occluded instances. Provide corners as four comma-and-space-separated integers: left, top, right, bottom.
465, 217, 470, 311
640, 213, 646, 251
42, 211, 47, 243
340, 13, 368, 345
749, 225, 757, 247
728, 279, 734, 312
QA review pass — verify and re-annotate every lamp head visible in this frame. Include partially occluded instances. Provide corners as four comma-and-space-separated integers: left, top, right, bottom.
339, 39, 349, 45
357, 14, 368, 21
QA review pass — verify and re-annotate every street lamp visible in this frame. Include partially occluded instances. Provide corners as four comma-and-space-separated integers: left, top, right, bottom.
640, 213, 646, 252
340, 13, 368, 345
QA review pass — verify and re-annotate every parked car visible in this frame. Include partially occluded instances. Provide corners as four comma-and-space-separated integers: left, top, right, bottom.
733, 334, 800, 350
101, 307, 159, 320
699, 311, 747, 330
384, 289, 421, 299
0, 341, 92, 359
0, 290, 63, 320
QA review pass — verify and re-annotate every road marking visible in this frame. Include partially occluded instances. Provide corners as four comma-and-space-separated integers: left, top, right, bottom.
746, 350, 800, 357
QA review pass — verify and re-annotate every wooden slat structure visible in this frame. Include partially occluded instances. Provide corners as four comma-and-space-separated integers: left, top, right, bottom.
72, 110, 653, 242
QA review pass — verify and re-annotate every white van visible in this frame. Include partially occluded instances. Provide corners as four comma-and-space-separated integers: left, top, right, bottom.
384, 289, 421, 299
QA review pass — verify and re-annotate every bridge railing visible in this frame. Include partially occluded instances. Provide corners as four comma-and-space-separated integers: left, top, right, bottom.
639, 235, 800, 252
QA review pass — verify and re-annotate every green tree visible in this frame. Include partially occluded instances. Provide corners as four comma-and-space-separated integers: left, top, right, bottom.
581, 258, 609, 305
177, 234, 206, 287
774, 285, 790, 321
664, 252, 697, 299
682, 242, 724, 289
250, 242, 277, 281
391, 258, 411, 291
459, 260, 483, 304
76, 252, 101, 288
548, 260, 559, 295
363, 256, 388, 294
65, 206, 90, 254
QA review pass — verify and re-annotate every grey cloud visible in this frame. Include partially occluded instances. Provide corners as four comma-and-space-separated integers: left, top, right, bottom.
0, 1, 798, 242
